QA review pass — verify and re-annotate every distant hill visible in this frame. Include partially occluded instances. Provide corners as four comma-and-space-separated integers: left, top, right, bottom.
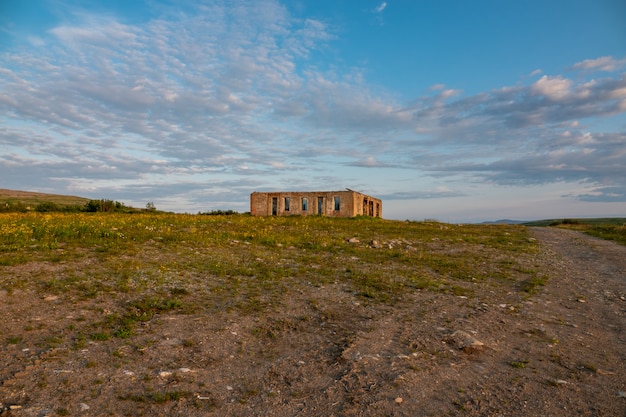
0, 188, 91, 208
480, 219, 527, 225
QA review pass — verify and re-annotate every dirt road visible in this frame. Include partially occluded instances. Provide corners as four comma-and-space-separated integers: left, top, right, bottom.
312, 227, 626, 416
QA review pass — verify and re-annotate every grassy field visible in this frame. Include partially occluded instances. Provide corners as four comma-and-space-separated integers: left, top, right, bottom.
524, 218, 626, 246
4, 212, 626, 415
0, 212, 541, 340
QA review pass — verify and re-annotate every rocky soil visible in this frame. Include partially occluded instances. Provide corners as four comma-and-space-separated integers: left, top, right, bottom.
1, 227, 625, 416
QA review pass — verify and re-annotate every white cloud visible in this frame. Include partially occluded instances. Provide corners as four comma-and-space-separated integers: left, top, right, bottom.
530, 75, 572, 100
375, 2, 388, 13
350, 156, 386, 167
572, 56, 626, 72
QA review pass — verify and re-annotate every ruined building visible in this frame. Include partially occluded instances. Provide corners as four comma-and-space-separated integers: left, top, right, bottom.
250, 190, 382, 218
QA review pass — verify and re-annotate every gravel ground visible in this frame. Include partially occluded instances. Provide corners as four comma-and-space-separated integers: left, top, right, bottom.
1, 227, 624, 416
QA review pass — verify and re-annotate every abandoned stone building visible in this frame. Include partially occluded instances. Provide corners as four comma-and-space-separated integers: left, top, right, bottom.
250, 190, 382, 218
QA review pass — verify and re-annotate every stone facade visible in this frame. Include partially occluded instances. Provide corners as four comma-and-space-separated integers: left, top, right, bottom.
250, 190, 382, 218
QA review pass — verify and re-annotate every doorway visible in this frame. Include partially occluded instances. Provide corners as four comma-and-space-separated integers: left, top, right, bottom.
317, 197, 324, 215
272, 197, 277, 216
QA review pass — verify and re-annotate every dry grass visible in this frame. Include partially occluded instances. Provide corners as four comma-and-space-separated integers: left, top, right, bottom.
0, 213, 541, 339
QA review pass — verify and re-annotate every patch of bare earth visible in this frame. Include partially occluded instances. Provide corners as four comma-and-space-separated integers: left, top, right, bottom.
1, 227, 625, 416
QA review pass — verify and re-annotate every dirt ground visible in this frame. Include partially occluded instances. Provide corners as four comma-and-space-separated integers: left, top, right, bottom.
1, 227, 625, 416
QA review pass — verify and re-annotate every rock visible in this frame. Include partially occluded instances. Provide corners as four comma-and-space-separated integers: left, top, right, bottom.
370, 240, 382, 248
444, 330, 485, 353
348, 237, 360, 243
78, 403, 90, 412
395, 397, 403, 403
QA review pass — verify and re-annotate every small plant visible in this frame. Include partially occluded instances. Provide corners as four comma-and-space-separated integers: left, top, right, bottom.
119, 390, 187, 404
510, 360, 529, 369
90, 332, 110, 341
521, 274, 548, 295
73, 334, 87, 349
6, 336, 22, 344
114, 326, 133, 339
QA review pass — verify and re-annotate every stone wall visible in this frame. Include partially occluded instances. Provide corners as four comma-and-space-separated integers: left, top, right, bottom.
250, 190, 382, 218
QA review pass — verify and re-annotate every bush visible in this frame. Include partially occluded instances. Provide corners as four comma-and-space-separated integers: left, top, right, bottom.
199, 209, 240, 216
35, 202, 60, 212
84, 199, 134, 213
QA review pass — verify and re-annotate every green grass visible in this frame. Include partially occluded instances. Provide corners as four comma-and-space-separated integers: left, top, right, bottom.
510, 360, 529, 369
520, 274, 549, 295
118, 390, 188, 403
524, 218, 626, 246
0, 213, 538, 303
0, 212, 545, 356
581, 224, 626, 246
524, 217, 626, 227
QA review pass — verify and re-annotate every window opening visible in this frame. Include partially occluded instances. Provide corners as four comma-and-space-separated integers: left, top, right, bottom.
302, 197, 308, 211
334, 196, 340, 211
284, 197, 290, 211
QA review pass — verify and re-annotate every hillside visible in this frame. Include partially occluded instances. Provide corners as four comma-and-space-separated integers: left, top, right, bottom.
0, 189, 91, 208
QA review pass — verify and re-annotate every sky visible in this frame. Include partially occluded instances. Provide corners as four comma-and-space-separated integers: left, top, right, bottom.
1, 0, 625, 222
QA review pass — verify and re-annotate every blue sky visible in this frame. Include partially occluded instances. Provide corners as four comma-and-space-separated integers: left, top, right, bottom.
1, 0, 625, 222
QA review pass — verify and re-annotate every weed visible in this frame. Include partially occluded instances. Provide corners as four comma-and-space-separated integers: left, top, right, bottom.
114, 327, 133, 339
6, 336, 22, 344
521, 274, 548, 295
510, 360, 529, 369
41, 336, 63, 348
90, 332, 110, 341
73, 334, 87, 349
119, 390, 188, 403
